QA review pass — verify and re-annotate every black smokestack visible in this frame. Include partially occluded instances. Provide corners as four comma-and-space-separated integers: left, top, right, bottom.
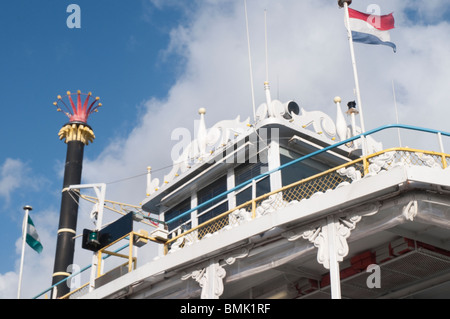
51, 91, 101, 298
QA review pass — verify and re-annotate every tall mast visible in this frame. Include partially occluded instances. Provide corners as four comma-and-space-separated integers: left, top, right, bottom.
339, 0, 367, 155
264, 9, 275, 118
51, 90, 102, 298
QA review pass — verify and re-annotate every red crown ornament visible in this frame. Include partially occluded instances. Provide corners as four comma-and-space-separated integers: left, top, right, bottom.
53, 90, 102, 124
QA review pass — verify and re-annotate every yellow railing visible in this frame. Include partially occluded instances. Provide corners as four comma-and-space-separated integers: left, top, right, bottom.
164, 148, 450, 254
59, 230, 161, 299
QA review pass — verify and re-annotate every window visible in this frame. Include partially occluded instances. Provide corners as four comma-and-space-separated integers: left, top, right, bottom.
234, 160, 270, 206
164, 197, 191, 232
197, 176, 229, 224
279, 147, 328, 186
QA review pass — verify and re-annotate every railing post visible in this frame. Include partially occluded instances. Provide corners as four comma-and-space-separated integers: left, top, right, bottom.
251, 179, 257, 218
251, 200, 256, 219
363, 156, 369, 176
437, 132, 447, 168
128, 233, 134, 273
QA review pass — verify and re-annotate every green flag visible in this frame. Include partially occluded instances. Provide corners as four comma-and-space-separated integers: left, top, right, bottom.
26, 215, 43, 254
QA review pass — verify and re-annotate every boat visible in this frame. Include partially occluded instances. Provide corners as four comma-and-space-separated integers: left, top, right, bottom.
35, 2, 450, 301
38, 87, 450, 300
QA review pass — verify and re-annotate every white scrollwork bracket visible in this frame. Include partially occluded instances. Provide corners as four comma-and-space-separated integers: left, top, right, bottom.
366, 151, 396, 176
282, 203, 380, 269
402, 200, 418, 221
223, 247, 250, 265
181, 247, 250, 299
181, 261, 226, 299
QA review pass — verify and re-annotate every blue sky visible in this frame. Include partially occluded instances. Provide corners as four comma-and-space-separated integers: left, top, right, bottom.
2, 0, 450, 299
0, 0, 184, 282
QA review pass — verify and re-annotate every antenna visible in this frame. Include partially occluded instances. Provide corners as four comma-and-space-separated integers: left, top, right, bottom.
392, 79, 402, 147
244, 0, 256, 122
263, 9, 274, 117
264, 9, 269, 84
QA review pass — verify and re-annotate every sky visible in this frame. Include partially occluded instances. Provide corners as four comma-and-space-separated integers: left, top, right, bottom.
1, 0, 450, 299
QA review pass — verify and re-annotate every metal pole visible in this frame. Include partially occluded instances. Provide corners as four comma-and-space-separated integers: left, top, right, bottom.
244, 0, 256, 122
342, 1, 368, 155
17, 205, 32, 299
392, 80, 402, 147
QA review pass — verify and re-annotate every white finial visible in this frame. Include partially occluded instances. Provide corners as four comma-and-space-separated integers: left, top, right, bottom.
146, 166, 152, 196
334, 97, 347, 142
265, 82, 275, 117
197, 108, 207, 157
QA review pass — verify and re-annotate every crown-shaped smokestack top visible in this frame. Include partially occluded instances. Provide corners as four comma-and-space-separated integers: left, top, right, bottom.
53, 90, 102, 124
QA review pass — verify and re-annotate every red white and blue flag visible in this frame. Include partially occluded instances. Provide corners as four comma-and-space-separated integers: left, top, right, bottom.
346, 8, 396, 52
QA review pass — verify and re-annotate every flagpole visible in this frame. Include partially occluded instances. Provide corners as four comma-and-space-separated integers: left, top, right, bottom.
17, 205, 32, 299
339, 0, 368, 155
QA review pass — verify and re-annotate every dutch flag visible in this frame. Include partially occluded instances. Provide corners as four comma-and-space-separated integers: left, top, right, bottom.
346, 8, 396, 52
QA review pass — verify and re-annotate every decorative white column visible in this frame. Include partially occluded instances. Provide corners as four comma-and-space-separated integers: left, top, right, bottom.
197, 108, 207, 158
334, 97, 347, 142
181, 248, 249, 299
326, 215, 342, 299
267, 127, 282, 191
282, 203, 380, 298
182, 259, 225, 299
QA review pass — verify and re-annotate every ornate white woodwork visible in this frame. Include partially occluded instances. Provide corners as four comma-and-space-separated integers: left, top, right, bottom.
181, 248, 250, 299
293, 108, 338, 140
337, 166, 361, 181
254, 192, 283, 217
146, 98, 384, 193
403, 200, 418, 221
152, 113, 250, 189
416, 152, 441, 168
366, 151, 397, 175
181, 260, 226, 299
282, 203, 380, 269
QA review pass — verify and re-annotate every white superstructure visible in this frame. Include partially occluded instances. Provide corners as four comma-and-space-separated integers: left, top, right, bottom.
37, 91, 450, 300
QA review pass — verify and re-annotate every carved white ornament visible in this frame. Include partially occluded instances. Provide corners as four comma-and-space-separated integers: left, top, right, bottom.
282, 203, 380, 269
151, 115, 250, 190
255, 192, 283, 217
293, 108, 338, 140
147, 99, 384, 193
181, 262, 226, 299
403, 200, 418, 221
181, 248, 249, 299
416, 152, 441, 168
337, 166, 361, 181
366, 151, 396, 176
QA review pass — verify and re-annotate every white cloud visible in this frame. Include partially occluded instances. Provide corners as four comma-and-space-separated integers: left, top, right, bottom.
0, 271, 17, 299
0, 159, 28, 204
